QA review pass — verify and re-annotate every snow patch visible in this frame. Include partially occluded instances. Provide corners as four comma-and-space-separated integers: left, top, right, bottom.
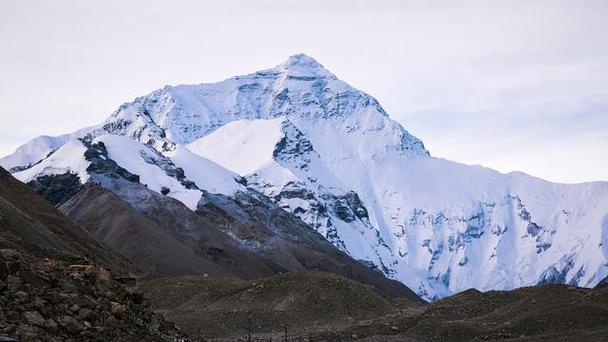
187, 118, 285, 176
167, 146, 244, 196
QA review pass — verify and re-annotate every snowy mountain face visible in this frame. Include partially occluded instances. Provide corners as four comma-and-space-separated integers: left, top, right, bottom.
2, 54, 608, 301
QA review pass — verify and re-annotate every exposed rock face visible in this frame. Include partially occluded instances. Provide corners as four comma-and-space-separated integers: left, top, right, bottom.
81, 139, 140, 183
26, 172, 82, 207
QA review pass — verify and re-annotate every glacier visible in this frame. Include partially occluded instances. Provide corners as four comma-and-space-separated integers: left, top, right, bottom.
2, 53, 607, 301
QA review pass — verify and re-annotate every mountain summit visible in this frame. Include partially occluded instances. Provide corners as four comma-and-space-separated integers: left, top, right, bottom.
2, 55, 608, 300
275, 53, 337, 78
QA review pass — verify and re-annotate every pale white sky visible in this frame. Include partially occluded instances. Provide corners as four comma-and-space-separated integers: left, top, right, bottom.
0, 0, 606, 183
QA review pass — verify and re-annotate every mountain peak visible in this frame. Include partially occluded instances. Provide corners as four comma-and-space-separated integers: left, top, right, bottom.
276, 53, 335, 78
283, 53, 321, 67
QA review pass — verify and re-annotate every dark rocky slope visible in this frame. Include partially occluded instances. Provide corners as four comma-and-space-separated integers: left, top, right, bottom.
0, 168, 123, 270
0, 167, 183, 341
60, 182, 276, 279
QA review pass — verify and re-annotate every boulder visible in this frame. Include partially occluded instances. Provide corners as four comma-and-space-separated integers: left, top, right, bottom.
23, 311, 46, 327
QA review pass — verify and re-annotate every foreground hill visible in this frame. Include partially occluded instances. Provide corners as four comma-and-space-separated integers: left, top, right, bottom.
140, 270, 608, 341
139, 271, 424, 340
0, 167, 183, 341
0, 167, 124, 270
330, 284, 608, 341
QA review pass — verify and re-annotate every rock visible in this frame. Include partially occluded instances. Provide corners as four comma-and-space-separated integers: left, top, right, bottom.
44, 318, 58, 332
68, 264, 94, 273
0, 249, 20, 261
1, 322, 17, 333
5, 275, 20, 292
23, 311, 46, 327
59, 280, 78, 294
79, 295, 98, 309
96, 268, 112, 282
391, 326, 399, 331
59, 315, 82, 334
16, 323, 39, 340
20, 269, 49, 288
69, 304, 80, 313
114, 276, 136, 287
110, 302, 127, 317
0, 261, 9, 280
5, 310, 19, 321
32, 296, 45, 310
77, 308, 95, 321
15, 291, 29, 303
149, 315, 159, 332
5, 262, 19, 275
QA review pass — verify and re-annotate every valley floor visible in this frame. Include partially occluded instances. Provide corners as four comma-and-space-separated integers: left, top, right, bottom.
139, 271, 608, 342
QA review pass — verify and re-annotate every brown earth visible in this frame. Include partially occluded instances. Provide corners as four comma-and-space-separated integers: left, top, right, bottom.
314, 285, 608, 342
138, 271, 424, 341
140, 272, 608, 342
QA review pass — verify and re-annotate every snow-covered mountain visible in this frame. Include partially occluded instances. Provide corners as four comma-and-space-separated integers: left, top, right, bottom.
2, 54, 607, 300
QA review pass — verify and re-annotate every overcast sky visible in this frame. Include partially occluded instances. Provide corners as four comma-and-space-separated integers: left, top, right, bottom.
1, 0, 606, 183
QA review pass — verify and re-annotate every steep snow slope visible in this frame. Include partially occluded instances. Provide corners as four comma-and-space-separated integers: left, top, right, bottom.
188, 118, 286, 176
0, 135, 73, 172
2, 54, 607, 300
13, 139, 91, 183
167, 146, 243, 196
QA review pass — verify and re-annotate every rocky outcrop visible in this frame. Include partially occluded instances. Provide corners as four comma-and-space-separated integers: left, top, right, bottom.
0, 249, 182, 341
26, 173, 82, 207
